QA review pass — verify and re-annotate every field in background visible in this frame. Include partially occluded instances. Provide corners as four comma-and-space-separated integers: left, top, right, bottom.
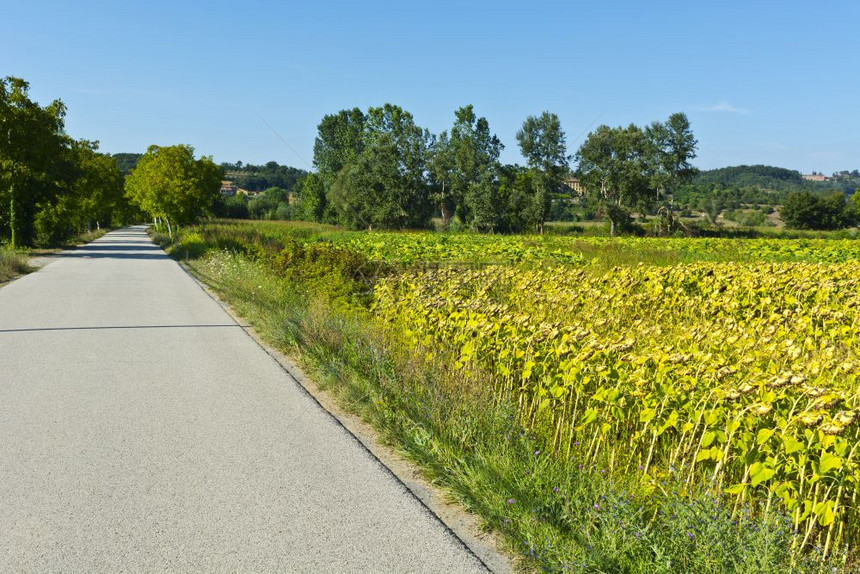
158, 219, 860, 572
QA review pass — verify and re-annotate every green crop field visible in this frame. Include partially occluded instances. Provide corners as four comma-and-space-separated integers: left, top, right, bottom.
161, 219, 860, 572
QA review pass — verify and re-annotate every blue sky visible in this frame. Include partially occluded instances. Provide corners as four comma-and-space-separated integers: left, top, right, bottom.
5, 0, 858, 174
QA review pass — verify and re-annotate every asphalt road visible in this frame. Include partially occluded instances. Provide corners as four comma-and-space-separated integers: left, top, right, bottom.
0, 226, 489, 573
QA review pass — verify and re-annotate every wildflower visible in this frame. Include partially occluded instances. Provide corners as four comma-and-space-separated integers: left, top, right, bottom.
594, 503, 600, 511
507, 498, 515, 504
553, 486, 560, 493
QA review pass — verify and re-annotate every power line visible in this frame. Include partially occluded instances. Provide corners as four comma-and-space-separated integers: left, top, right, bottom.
570, 109, 607, 147
252, 110, 313, 170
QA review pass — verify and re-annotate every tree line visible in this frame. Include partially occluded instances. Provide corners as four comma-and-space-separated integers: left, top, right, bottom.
0, 77, 136, 247
287, 104, 698, 235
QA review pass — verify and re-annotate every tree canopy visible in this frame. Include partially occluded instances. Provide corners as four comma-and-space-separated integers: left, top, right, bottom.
576, 113, 698, 235
125, 144, 221, 237
1, 76, 131, 247
516, 112, 569, 232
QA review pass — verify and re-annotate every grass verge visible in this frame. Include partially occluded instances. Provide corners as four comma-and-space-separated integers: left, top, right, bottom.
0, 249, 33, 283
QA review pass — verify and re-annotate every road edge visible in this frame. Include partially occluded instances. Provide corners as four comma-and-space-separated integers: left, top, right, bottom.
176, 260, 516, 574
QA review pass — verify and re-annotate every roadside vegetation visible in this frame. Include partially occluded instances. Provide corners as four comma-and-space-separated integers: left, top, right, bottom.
1, 77, 138, 248
155, 219, 858, 573
0, 248, 31, 283
0, 228, 109, 284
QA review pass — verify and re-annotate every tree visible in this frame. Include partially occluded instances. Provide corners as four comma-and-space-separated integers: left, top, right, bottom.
212, 194, 249, 219
0, 76, 68, 247
427, 130, 455, 225
327, 104, 433, 230
781, 191, 855, 230
443, 105, 504, 226
576, 124, 652, 236
69, 141, 125, 232
294, 173, 327, 222
646, 112, 698, 199
516, 112, 569, 232
125, 144, 221, 239
313, 107, 366, 190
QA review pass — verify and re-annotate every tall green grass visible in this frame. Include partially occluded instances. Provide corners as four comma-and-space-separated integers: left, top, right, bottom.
0, 249, 32, 283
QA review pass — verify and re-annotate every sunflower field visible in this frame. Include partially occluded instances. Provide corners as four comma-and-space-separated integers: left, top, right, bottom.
374, 260, 860, 558
167, 220, 860, 568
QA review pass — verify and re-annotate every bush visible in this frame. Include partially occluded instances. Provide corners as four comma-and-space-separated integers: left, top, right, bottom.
781, 191, 855, 229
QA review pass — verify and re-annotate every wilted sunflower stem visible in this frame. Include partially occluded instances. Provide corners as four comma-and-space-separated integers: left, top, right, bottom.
731, 466, 751, 520
823, 483, 845, 559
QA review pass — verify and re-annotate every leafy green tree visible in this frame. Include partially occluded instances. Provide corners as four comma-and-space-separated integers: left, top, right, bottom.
444, 105, 504, 226
779, 191, 854, 230
248, 187, 289, 220
0, 76, 68, 246
702, 197, 723, 225
646, 112, 698, 199
328, 104, 432, 230
212, 194, 249, 219
294, 173, 327, 222
780, 191, 823, 229
313, 107, 366, 190
427, 130, 455, 225
125, 144, 221, 238
576, 124, 651, 236
516, 112, 568, 232
820, 193, 855, 229
69, 140, 125, 232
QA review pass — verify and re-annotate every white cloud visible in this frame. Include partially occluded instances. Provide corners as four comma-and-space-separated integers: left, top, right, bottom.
697, 101, 750, 114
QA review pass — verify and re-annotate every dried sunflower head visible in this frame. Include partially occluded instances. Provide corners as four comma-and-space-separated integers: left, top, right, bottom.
834, 410, 856, 427
820, 422, 845, 436
798, 412, 823, 426
753, 403, 773, 416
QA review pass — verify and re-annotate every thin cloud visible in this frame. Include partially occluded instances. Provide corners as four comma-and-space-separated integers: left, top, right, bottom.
697, 101, 750, 114
809, 151, 844, 160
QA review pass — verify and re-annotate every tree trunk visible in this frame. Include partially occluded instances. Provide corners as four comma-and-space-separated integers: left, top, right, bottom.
440, 202, 453, 227
9, 186, 17, 249
610, 218, 616, 237
166, 217, 173, 240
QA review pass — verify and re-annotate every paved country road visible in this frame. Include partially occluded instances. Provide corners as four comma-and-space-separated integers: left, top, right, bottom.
0, 227, 491, 573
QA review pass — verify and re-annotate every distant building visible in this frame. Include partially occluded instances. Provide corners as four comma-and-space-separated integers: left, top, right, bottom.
220, 181, 238, 196
802, 173, 828, 182
236, 188, 261, 198
564, 176, 584, 195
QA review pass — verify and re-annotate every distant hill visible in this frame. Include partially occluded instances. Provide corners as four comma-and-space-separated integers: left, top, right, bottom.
689, 165, 858, 194
220, 161, 308, 192
111, 153, 143, 175
692, 165, 805, 191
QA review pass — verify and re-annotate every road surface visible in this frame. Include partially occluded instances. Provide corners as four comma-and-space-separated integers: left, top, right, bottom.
0, 226, 490, 573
